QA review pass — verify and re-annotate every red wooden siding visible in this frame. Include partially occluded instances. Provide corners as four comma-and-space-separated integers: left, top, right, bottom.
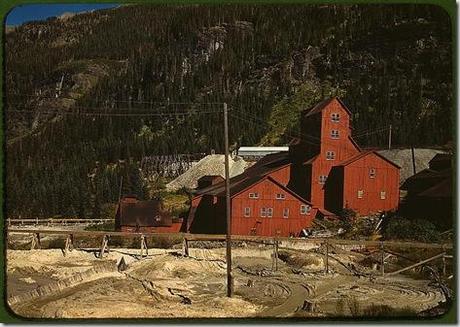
121, 222, 183, 233
231, 178, 316, 236
266, 164, 291, 186
342, 153, 400, 214
309, 99, 360, 208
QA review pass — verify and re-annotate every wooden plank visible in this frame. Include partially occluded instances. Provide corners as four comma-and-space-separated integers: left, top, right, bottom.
386, 253, 445, 276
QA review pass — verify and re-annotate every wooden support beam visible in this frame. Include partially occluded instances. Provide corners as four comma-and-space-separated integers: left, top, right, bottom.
63, 234, 74, 256
30, 233, 40, 250
380, 242, 385, 276
442, 254, 446, 276
386, 253, 445, 276
140, 235, 148, 258
99, 235, 109, 259
183, 237, 189, 257
272, 239, 279, 272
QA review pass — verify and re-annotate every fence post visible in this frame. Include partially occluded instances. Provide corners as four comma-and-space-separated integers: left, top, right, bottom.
442, 252, 447, 276
140, 235, 148, 258
183, 237, 189, 257
273, 238, 279, 272
380, 241, 385, 277
31, 233, 40, 250
64, 234, 74, 256
99, 235, 109, 259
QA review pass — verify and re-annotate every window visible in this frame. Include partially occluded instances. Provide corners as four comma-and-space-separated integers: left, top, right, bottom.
300, 205, 311, 215
369, 168, 376, 179
331, 130, 339, 139
249, 192, 259, 199
319, 175, 327, 184
244, 207, 251, 217
380, 191, 386, 200
357, 190, 364, 199
326, 151, 335, 160
260, 207, 267, 217
283, 208, 289, 218
331, 113, 340, 122
276, 193, 286, 200
267, 208, 273, 217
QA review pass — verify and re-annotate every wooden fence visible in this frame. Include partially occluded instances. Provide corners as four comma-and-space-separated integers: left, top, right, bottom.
7, 218, 114, 226
7, 228, 453, 277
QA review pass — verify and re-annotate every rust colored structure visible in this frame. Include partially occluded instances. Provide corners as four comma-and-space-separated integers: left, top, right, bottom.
188, 97, 400, 236
115, 195, 182, 233
400, 153, 452, 228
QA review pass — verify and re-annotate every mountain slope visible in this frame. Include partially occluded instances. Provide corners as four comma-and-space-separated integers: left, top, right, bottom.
5, 4, 453, 217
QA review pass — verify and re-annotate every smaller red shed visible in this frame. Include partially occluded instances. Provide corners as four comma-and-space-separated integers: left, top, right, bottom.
325, 151, 400, 215
115, 195, 183, 233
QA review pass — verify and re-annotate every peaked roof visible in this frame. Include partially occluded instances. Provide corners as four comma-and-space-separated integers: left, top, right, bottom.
116, 198, 171, 227
418, 178, 452, 198
336, 151, 401, 169
400, 168, 451, 190
217, 175, 312, 204
194, 152, 291, 196
304, 97, 352, 118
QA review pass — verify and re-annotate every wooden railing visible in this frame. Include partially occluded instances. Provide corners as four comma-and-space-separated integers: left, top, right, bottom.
7, 228, 453, 277
7, 218, 114, 226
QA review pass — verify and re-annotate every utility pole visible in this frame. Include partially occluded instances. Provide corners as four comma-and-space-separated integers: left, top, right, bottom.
388, 124, 392, 150
223, 103, 233, 297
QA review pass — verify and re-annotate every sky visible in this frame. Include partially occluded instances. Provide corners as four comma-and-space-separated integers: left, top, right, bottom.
6, 4, 119, 26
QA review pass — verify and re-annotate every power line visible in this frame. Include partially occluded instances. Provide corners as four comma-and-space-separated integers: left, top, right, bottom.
7, 110, 224, 117
5, 94, 225, 106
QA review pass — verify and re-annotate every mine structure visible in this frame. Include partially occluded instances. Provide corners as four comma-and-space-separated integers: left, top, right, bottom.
187, 98, 401, 236
115, 195, 183, 233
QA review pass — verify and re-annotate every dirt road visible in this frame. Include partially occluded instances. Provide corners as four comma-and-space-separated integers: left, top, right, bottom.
7, 245, 447, 319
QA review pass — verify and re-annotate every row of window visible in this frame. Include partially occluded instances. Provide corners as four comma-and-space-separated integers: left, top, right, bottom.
243, 205, 311, 218
249, 192, 286, 199
357, 190, 386, 199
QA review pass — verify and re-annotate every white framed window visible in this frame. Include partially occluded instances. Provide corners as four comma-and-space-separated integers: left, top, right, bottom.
357, 190, 364, 199
300, 204, 311, 215
276, 193, 286, 200
331, 113, 340, 122
244, 207, 251, 217
326, 151, 335, 160
260, 207, 267, 217
380, 191, 386, 200
331, 130, 339, 139
283, 208, 289, 218
249, 192, 259, 199
267, 208, 273, 217
319, 175, 327, 184
369, 168, 376, 179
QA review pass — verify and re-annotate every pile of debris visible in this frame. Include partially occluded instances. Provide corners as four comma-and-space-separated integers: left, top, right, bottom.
378, 148, 445, 185
166, 154, 251, 191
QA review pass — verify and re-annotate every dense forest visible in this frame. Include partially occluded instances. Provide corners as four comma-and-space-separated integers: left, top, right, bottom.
5, 4, 453, 218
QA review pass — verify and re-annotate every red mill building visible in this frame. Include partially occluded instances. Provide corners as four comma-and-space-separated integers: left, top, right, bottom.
187, 98, 400, 236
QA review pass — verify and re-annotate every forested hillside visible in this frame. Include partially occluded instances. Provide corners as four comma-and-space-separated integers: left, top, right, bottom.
5, 4, 453, 218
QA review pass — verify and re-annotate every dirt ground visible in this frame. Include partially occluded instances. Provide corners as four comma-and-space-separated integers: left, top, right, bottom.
7, 243, 448, 319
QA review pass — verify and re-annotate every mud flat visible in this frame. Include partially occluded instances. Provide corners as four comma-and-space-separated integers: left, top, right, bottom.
7, 245, 447, 319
